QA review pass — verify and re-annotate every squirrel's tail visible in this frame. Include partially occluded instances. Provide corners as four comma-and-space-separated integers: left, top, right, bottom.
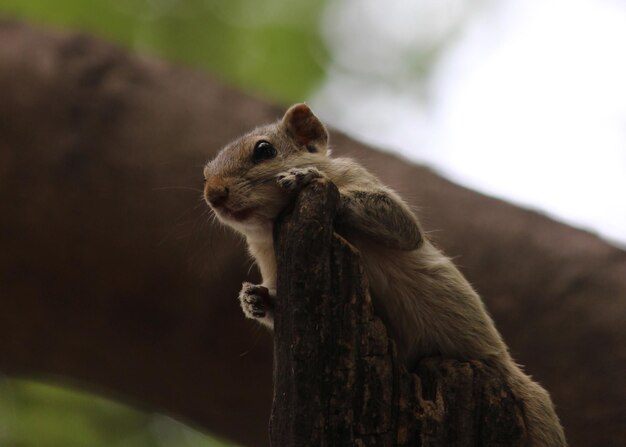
503, 362, 567, 446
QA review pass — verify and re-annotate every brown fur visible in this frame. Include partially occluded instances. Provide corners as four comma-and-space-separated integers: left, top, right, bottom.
204, 104, 567, 446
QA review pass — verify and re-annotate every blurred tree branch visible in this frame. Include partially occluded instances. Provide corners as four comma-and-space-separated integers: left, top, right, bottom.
0, 20, 624, 446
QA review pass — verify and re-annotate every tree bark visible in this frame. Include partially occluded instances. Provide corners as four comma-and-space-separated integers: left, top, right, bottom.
270, 179, 526, 446
0, 20, 625, 446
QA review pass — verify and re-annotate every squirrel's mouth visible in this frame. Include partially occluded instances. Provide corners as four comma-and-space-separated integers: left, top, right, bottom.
218, 206, 258, 222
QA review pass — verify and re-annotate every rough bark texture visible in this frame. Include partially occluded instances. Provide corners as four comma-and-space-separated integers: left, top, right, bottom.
0, 20, 625, 446
270, 179, 526, 446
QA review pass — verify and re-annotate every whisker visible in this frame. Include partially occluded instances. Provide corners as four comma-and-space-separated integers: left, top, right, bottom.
156, 197, 211, 247
239, 326, 265, 358
244, 175, 278, 187
246, 259, 257, 276
153, 186, 204, 193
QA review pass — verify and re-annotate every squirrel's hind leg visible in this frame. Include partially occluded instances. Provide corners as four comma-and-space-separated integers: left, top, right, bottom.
337, 190, 423, 251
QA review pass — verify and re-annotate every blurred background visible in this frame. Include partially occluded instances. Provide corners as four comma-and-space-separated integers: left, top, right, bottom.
0, 0, 624, 445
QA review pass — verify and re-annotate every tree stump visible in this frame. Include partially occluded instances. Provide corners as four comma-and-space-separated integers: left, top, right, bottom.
270, 178, 527, 446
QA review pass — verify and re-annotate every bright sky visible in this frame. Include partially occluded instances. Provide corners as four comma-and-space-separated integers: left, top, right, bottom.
313, 0, 626, 247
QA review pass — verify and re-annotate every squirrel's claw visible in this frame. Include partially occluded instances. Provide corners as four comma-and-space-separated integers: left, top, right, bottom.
276, 167, 323, 192
239, 282, 274, 322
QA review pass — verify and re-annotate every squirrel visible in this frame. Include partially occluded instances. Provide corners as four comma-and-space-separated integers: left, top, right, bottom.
203, 103, 566, 446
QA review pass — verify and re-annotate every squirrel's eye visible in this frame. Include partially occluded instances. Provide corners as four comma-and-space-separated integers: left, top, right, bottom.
252, 140, 277, 163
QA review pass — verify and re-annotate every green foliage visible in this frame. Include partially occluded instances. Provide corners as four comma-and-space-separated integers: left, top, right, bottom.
0, 0, 329, 102
0, 378, 235, 447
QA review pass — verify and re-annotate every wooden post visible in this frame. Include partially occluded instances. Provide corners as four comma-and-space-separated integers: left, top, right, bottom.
270, 178, 526, 446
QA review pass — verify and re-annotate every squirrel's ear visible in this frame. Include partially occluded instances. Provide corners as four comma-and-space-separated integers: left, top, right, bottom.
282, 103, 329, 153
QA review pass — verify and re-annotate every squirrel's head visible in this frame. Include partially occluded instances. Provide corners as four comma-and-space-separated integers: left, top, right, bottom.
203, 103, 329, 234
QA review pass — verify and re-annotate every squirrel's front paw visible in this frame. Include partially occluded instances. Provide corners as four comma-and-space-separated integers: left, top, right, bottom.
276, 167, 323, 192
238, 282, 274, 324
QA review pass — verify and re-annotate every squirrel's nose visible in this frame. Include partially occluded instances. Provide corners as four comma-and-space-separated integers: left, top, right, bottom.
206, 185, 229, 208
